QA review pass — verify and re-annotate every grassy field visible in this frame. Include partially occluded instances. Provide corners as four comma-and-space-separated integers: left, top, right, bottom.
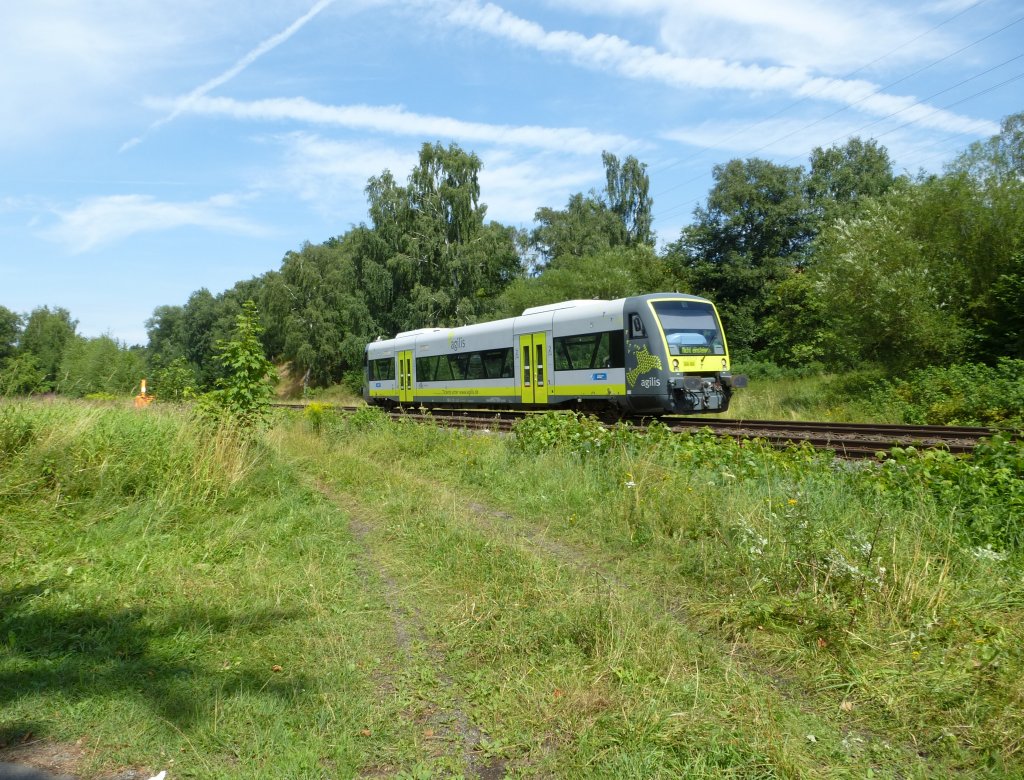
1, 400, 1021, 778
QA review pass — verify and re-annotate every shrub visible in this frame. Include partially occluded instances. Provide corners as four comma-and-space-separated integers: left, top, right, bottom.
197, 301, 275, 431
871, 359, 1024, 427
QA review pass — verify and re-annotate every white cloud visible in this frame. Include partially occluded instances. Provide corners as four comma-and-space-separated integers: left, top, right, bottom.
553, 0, 949, 72
442, 1, 998, 136
267, 133, 601, 225
662, 118, 849, 158
0, 1, 342, 149
149, 95, 636, 155
122, 0, 339, 150
478, 152, 601, 224
662, 110, 978, 168
269, 133, 418, 218
44, 194, 266, 253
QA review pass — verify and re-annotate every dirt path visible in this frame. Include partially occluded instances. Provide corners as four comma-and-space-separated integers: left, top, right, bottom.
313, 481, 506, 780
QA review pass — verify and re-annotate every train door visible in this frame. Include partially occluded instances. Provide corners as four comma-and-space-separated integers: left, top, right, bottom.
397, 350, 414, 403
518, 333, 548, 404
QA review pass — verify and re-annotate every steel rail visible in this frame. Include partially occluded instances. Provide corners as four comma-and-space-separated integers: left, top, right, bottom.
269, 403, 1010, 457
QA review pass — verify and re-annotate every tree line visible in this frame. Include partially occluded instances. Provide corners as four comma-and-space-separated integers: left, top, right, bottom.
2, 112, 1021, 398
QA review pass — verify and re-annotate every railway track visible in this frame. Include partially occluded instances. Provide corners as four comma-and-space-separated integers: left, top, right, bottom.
271, 403, 1008, 458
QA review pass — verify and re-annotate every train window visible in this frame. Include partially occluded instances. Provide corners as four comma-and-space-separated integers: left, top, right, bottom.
415, 356, 435, 382
467, 353, 486, 380
553, 331, 625, 371
417, 348, 514, 382
629, 313, 646, 339
481, 348, 513, 379
651, 300, 724, 356
447, 353, 469, 380
369, 358, 395, 381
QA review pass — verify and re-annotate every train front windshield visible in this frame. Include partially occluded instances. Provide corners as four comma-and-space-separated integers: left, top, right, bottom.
652, 300, 725, 356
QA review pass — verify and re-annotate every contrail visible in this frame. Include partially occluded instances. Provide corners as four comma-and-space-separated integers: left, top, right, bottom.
121, 0, 336, 151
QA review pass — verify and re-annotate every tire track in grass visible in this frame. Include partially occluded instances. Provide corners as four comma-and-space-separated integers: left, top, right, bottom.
350, 464, 923, 770
313, 480, 505, 780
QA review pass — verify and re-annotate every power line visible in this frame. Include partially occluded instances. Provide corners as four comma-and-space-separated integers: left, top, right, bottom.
653, 68, 1022, 225
649, 0, 993, 189
775, 52, 1024, 165
653, 10, 1024, 203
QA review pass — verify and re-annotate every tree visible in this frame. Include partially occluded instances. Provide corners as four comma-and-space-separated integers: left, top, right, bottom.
0, 353, 45, 396
365, 142, 519, 329
58, 335, 145, 397
530, 152, 654, 268
949, 111, 1024, 185
532, 193, 622, 267
664, 158, 812, 357
814, 184, 969, 370
19, 306, 77, 389
200, 301, 275, 430
266, 239, 374, 389
145, 304, 188, 367
150, 356, 198, 401
492, 246, 671, 318
0, 305, 21, 365
602, 151, 654, 248
806, 138, 896, 227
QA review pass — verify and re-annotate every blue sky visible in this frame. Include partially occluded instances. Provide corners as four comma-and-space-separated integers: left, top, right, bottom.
1, 0, 1020, 345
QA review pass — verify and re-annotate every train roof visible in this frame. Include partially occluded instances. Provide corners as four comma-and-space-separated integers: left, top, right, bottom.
521, 292, 709, 317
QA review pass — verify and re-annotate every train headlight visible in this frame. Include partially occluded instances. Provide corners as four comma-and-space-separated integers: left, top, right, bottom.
672, 359, 680, 371
721, 359, 727, 370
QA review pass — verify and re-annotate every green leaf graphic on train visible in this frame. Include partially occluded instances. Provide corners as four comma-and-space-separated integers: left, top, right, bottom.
626, 345, 663, 388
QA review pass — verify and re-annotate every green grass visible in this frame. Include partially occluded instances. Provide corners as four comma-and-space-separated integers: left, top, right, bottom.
0, 402, 421, 777
3, 401, 1021, 777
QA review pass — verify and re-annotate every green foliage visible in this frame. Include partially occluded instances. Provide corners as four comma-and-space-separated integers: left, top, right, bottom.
343, 404, 390, 431
302, 401, 332, 435
0, 304, 21, 365
18, 306, 77, 389
511, 411, 622, 455
366, 142, 520, 330
602, 151, 655, 249
949, 111, 1024, 185
492, 246, 670, 318
813, 184, 969, 370
150, 355, 198, 401
531, 192, 622, 266
806, 137, 897, 226
810, 116, 1024, 370
759, 272, 831, 367
0, 404, 37, 463
198, 301, 275, 430
531, 152, 654, 267
0, 352, 47, 396
0, 402, 254, 505
878, 435, 1024, 551
341, 368, 365, 397
57, 335, 145, 398
263, 239, 375, 389
665, 158, 812, 358
871, 359, 1024, 427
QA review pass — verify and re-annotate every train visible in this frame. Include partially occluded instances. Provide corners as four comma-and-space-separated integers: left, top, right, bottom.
363, 292, 746, 416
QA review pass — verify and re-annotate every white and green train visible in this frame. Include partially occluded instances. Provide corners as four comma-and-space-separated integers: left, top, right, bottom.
364, 293, 746, 416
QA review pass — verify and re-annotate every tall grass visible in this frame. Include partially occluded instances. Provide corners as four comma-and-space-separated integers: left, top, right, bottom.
295, 408, 1024, 775
0, 401, 414, 778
